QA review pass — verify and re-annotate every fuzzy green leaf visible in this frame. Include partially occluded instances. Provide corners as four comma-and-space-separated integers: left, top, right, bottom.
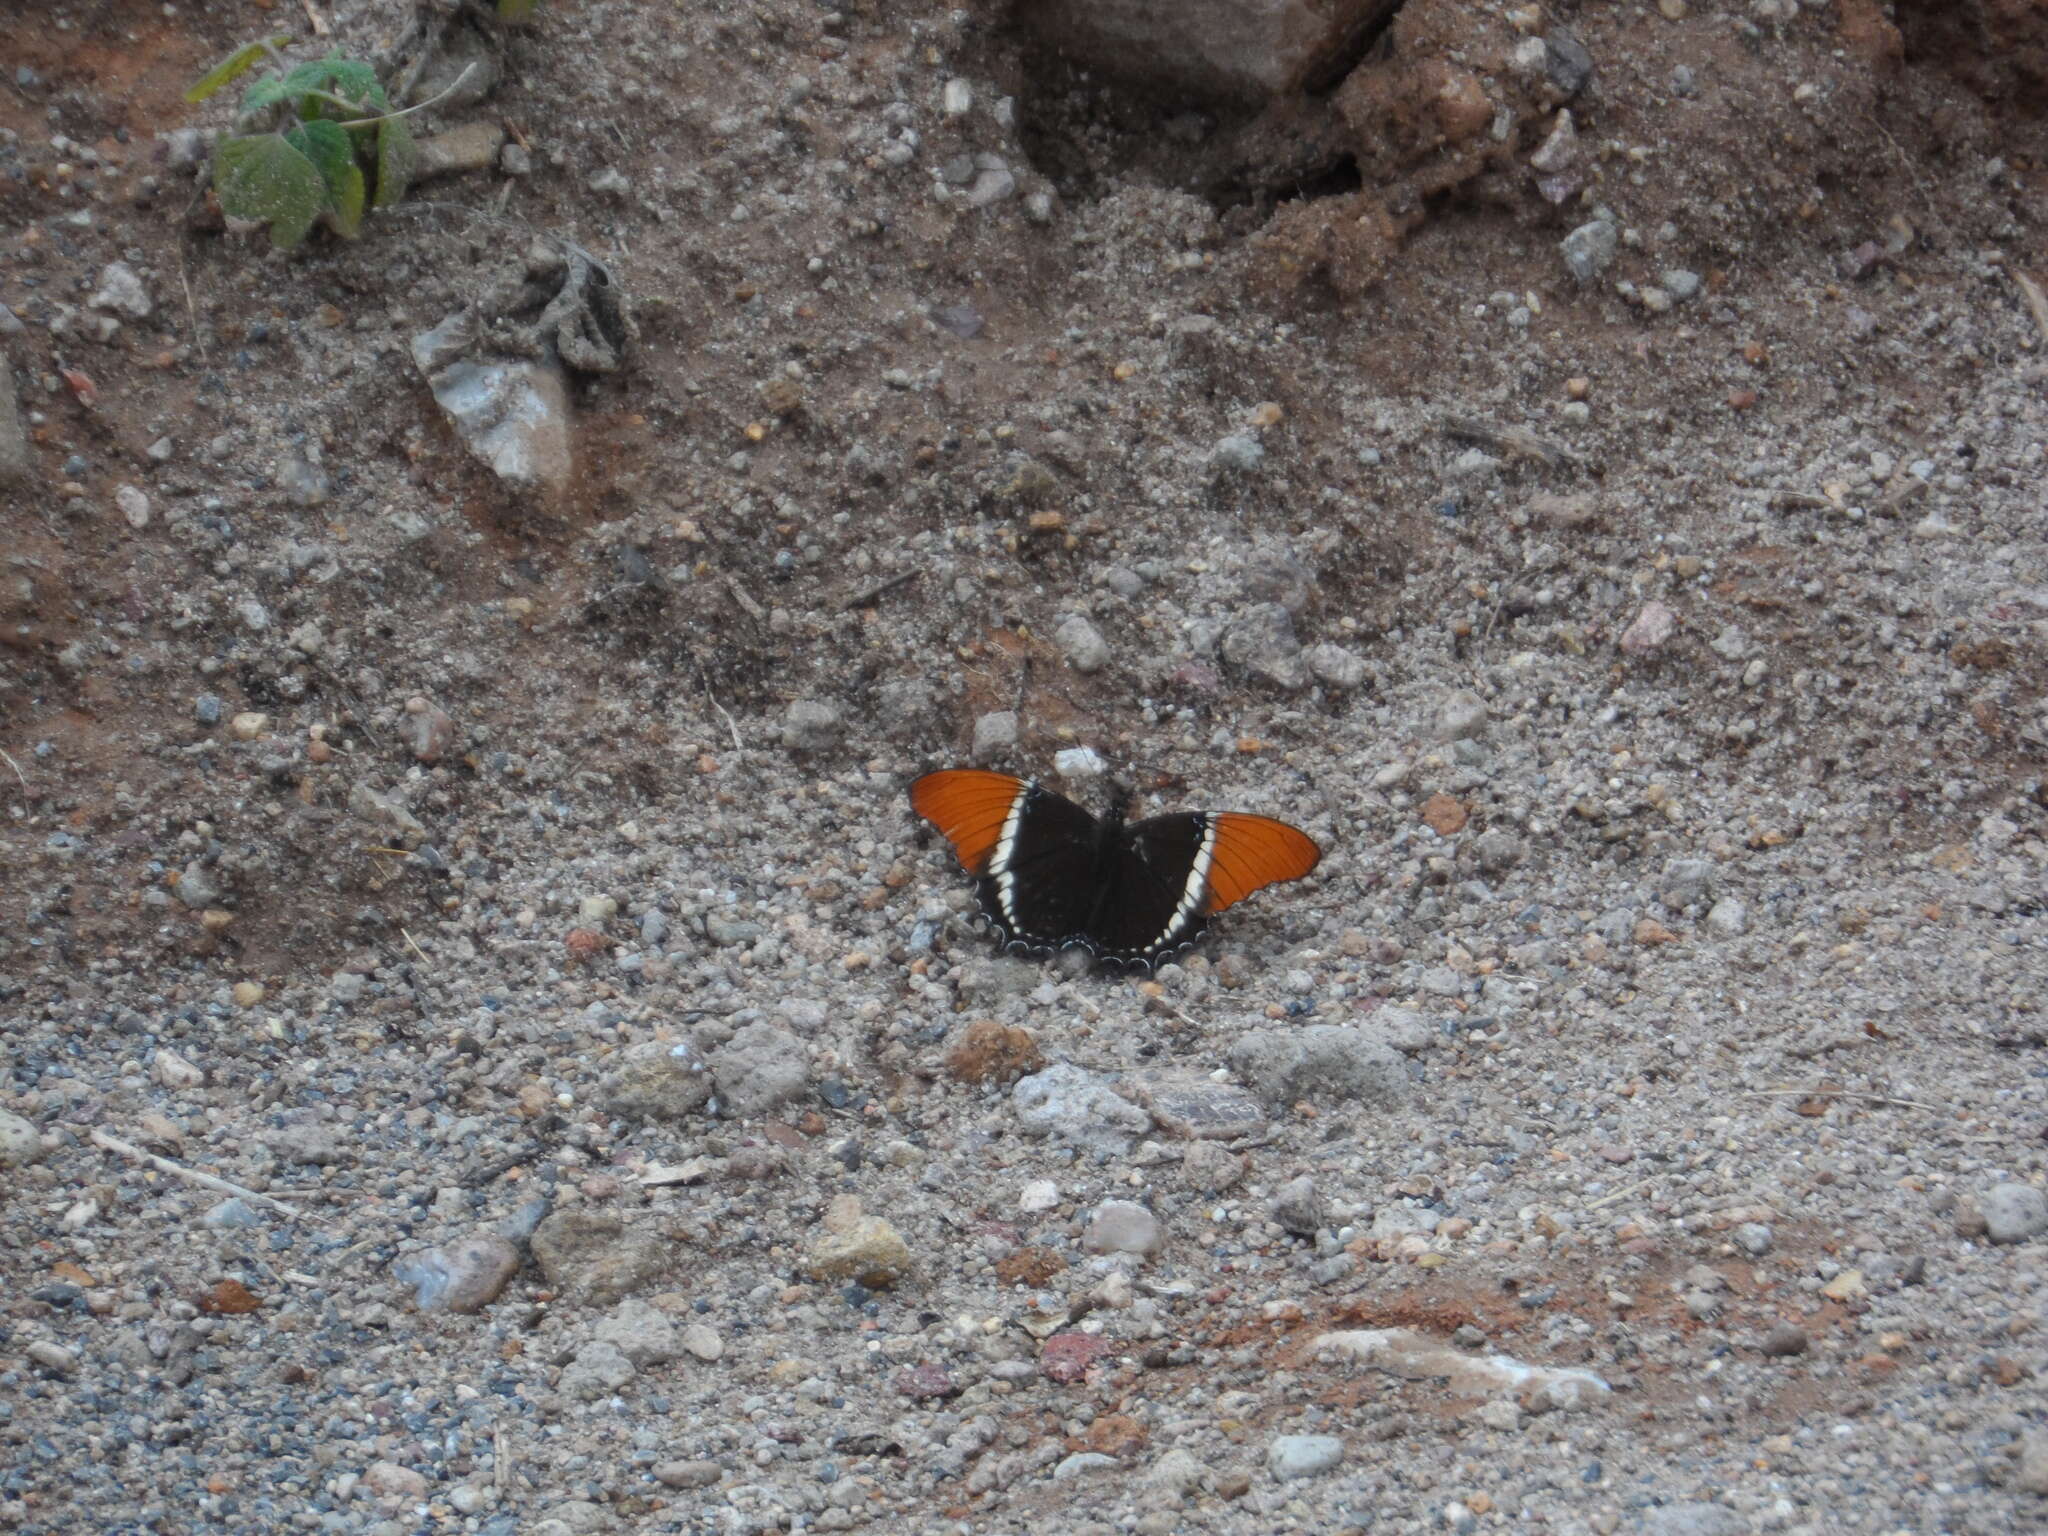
326, 160, 367, 236
214, 132, 326, 249
278, 59, 336, 97
323, 57, 381, 103
497, 0, 543, 22
285, 120, 365, 237
284, 118, 352, 191
240, 74, 294, 115
185, 36, 287, 103
373, 113, 417, 209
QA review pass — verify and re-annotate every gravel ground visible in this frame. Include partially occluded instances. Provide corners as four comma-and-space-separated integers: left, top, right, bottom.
3, 1, 2048, 1533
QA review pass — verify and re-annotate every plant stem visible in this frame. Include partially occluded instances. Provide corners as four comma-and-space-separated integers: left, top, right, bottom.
333, 62, 477, 128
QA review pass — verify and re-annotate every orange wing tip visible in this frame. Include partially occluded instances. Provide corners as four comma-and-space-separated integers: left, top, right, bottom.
1203, 813, 1322, 913
910, 769, 1026, 876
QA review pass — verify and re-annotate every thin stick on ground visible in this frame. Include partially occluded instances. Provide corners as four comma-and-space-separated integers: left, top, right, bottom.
1585, 1176, 1659, 1212
703, 681, 744, 752
840, 570, 919, 612
91, 1129, 304, 1218
1744, 1088, 1938, 1112
401, 927, 431, 965
0, 747, 25, 793
175, 239, 205, 364
2014, 269, 2048, 349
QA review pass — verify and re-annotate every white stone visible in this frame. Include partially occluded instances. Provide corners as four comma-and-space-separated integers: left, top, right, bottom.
1083, 1199, 1163, 1256
1267, 1434, 1343, 1479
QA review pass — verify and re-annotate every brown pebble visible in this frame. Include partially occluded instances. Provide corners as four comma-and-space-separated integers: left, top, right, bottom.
1084, 1413, 1149, 1457
1420, 792, 1468, 836
945, 1019, 1045, 1085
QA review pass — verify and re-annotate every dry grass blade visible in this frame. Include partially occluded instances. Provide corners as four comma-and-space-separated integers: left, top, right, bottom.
91, 1129, 305, 1218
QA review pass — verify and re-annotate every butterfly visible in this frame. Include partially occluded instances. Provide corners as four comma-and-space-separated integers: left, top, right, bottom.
909, 768, 1322, 970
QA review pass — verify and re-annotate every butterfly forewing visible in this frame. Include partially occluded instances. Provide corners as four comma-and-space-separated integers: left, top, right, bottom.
911, 771, 1106, 954
908, 769, 1030, 875
1202, 814, 1322, 913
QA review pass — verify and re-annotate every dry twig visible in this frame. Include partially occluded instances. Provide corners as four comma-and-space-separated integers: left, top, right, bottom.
1439, 413, 1579, 470
840, 570, 918, 612
2014, 269, 2048, 349
91, 1129, 304, 1218
1585, 1176, 1659, 1212
1744, 1088, 1938, 1112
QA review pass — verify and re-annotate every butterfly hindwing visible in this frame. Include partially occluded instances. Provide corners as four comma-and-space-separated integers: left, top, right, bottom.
980, 780, 1101, 952
1094, 812, 1213, 964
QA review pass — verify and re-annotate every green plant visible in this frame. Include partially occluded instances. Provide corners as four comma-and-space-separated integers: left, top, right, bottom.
184, 38, 420, 249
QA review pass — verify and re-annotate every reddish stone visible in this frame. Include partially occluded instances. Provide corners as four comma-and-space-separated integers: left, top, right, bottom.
945, 1019, 1044, 1085
1041, 1332, 1115, 1384
894, 1362, 959, 1399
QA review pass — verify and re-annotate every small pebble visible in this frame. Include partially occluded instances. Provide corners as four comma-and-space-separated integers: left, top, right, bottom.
1759, 1322, 1809, 1357
1084, 1200, 1163, 1257
1982, 1183, 2048, 1244
1267, 1434, 1344, 1480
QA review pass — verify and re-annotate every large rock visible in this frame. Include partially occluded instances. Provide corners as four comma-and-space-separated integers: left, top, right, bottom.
0, 352, 31, 487
560, 1339, 636, 1402
1013, 1064, 1152, 1155
1009, 0, 1402, 102
593, 1297, 681, 1366
1227, 1025, 1409, 1107
708, 1022, 810, 1119
0, 1108, 41, 1167
412, 315, 572, 498
530, 1210, 668, 1306
601, 1039, 714, 1123
396, 1232, 521, 1313
808, 1215, 913, 1289
1982, 1181, 2048, 1244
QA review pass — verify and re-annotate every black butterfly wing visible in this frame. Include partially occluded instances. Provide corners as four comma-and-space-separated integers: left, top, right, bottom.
979, 781, 1103, 953
1092, 810, 1324, 969
1089, 812, 1213, 967
909, 771, 1103, 955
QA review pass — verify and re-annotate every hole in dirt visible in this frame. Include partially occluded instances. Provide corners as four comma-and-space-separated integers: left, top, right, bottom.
1275, 152, 1363, 206
995, 1, 1404, 222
